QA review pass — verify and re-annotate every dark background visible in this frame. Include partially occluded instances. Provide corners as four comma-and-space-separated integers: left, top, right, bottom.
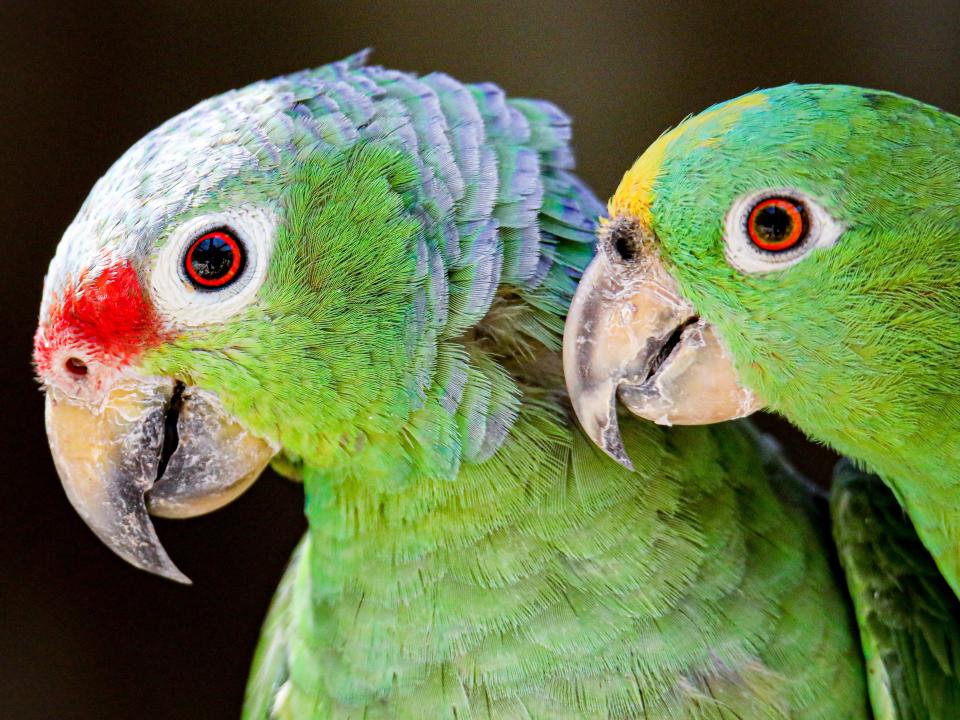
2, 2, 958, 718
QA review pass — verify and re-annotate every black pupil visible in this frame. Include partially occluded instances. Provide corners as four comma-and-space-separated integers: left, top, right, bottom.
190, 235, 236, 281
754, 204, 795, 243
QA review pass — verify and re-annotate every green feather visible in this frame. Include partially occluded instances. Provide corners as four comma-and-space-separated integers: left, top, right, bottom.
48, 58, 871, 718
634, 85, 960, 597
617, 82, 960, 719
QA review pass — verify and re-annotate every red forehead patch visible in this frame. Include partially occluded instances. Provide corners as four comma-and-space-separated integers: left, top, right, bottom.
34, 260, 168, 373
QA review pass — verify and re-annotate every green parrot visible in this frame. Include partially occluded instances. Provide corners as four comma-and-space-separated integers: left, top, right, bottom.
36, 55, 869, 718
562, 84, 960, 718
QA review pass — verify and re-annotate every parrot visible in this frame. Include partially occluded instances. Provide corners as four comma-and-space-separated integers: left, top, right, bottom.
35, 54, 870, 718
562, 83, 960, 718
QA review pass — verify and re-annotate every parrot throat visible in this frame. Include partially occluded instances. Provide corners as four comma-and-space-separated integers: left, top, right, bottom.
300, 394, 564, 602
278, 404, 865, 716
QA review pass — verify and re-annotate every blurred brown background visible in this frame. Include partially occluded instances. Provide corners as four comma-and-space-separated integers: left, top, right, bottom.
1, 1, 958, 717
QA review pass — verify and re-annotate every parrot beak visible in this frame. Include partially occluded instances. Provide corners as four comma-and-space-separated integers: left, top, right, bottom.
563, 219, 760, 468
45, 378, 276, 583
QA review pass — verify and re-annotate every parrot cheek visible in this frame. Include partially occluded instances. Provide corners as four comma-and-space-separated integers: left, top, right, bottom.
44, 374, 277, 583
563, 224, 762, 467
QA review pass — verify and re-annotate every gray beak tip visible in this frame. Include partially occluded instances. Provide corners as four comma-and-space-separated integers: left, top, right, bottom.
141, 561, 192, 585
598, 423, 635, 471
166, 569, 193, 586
144, 552, 192, 584
609, 448, 635, 472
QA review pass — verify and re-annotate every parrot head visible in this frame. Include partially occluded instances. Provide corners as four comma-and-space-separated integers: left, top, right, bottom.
565, 84, 960, 466
34, 65, 455, 582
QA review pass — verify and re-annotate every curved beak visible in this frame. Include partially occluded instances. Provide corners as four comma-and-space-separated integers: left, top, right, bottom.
563, 225, 760, 467
45, 379, 275, 583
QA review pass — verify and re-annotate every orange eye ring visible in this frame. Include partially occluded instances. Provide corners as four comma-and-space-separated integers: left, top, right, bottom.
747, 197, 807, 252
184, 230, 244, 288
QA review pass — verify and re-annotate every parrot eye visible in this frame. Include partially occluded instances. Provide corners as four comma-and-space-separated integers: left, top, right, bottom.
746, 197, 807, 252
184, 230, 245, 289
724, 188, 845, 274
149, 205, 277, 326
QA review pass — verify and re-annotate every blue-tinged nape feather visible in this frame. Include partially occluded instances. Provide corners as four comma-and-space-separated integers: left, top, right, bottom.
177, 52, 603, 477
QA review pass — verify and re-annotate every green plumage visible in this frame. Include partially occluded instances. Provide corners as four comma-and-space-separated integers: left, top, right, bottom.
246, 416, 866, 718
626, 85, 960, 597
43, 59, 874, 717
612, 83, 960, 718
173, 66, 865, 718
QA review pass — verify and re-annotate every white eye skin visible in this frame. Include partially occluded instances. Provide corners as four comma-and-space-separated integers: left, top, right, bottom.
149, 205, 277, 325
723, 188, 845, 274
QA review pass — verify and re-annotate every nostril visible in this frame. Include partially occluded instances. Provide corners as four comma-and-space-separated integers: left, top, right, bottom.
605, 217, 646, 264
614, 235, 638, 262
64, 357, 88, 377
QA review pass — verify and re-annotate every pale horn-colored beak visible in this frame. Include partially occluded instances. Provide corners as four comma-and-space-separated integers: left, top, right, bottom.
563, 218, 761, 468
45, 378, 276, 583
